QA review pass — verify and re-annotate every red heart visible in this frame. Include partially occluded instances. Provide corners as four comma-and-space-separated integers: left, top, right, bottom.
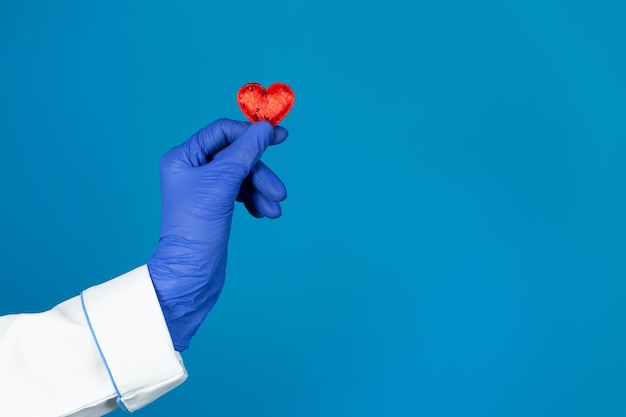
237, 82, 295, 126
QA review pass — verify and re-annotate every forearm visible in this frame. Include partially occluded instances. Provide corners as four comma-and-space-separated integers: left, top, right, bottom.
0, 266, 187, 417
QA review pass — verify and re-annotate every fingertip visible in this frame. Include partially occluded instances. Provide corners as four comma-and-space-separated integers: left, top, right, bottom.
261, 198, 282, 219
250, 161, 288, 202
276, 187, 287, 202
243, 180, 282, 219
266, 204, 283, 219
269, 182, 287, 202
272, 126, 289, 145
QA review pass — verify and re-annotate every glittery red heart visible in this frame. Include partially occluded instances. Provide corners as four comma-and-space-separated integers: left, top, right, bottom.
237, 82, 295, 126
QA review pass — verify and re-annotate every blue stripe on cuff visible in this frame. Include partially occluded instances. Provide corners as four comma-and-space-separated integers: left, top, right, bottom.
80, 291, 130, 414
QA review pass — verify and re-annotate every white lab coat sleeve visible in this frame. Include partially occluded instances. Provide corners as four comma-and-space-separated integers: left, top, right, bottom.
0, 265, 188, 417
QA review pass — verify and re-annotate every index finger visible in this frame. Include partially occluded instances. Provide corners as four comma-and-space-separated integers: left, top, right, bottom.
172, 119, 288, 167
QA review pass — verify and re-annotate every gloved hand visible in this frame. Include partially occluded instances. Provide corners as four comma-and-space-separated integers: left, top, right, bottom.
147, 119, 289, 351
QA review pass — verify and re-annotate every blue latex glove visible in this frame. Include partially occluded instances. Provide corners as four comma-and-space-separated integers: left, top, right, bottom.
147, 119, 288, 351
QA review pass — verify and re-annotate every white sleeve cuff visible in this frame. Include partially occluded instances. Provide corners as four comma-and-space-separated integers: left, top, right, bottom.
80, 265, 187, 412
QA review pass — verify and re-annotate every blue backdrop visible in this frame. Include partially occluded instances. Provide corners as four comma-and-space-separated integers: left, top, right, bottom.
1, 1, 625, 416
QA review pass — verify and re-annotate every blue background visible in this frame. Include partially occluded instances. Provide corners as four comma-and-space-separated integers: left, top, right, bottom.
1, 1, 625, 415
